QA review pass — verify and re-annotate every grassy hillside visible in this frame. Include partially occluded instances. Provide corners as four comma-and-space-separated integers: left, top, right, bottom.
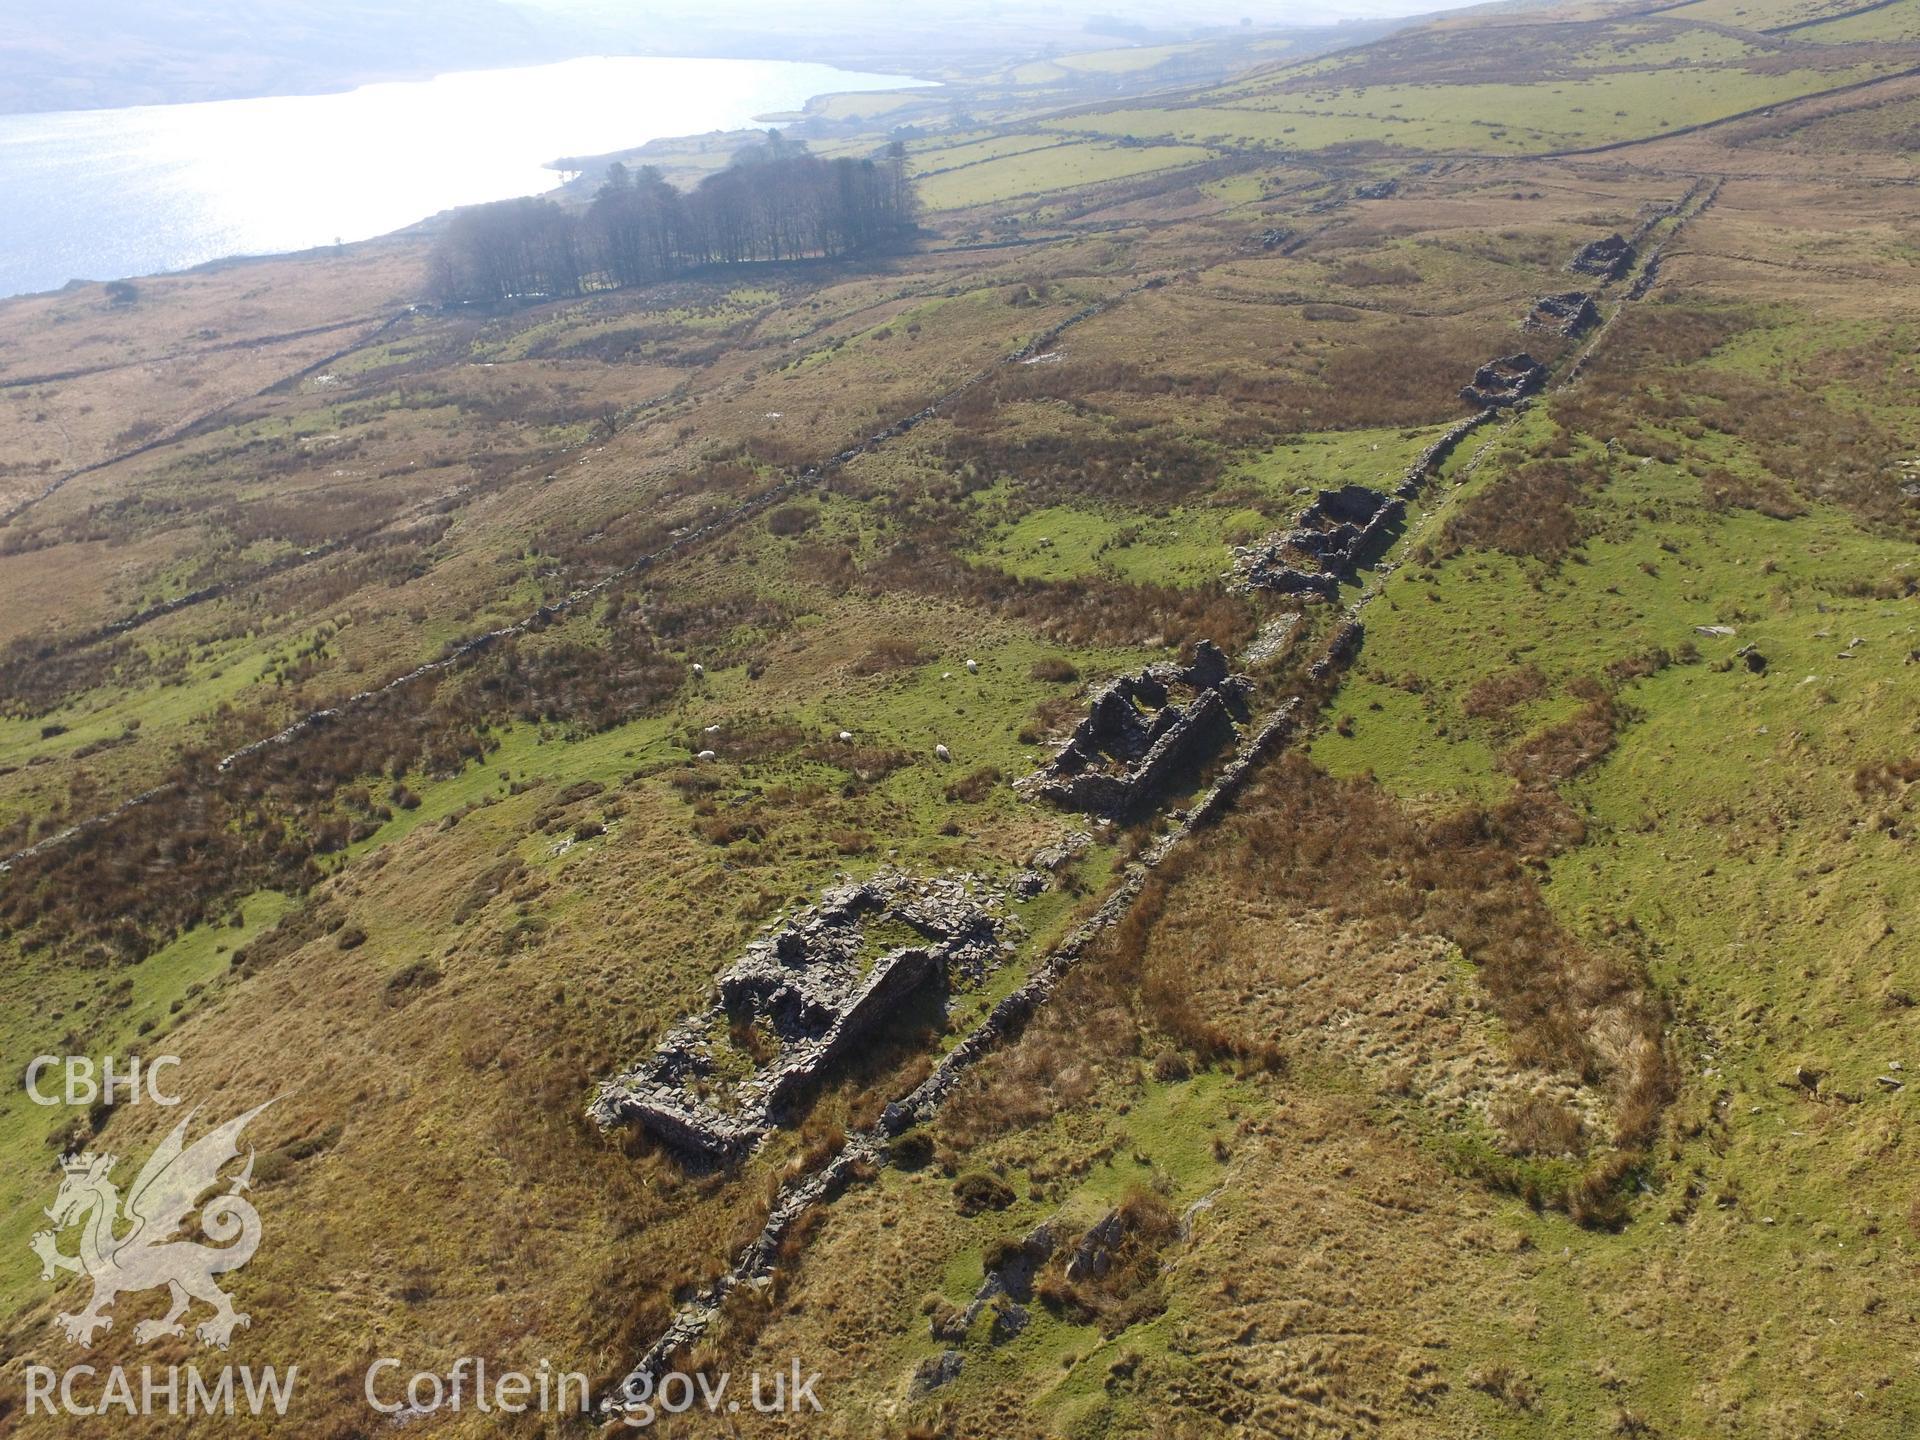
0, 2, 1917, 1436
1037, 11, 1913, 155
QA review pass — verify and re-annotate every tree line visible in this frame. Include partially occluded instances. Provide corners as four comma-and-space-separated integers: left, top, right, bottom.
428, 134, 917, 304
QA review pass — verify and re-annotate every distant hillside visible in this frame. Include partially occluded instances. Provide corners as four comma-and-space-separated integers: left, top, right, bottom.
0, 0, 589, 113
0, 0, 1447, 115
1038, 0, 1920, 156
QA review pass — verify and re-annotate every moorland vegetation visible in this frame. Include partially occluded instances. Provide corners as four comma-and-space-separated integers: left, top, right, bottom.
1, 1, 1917, 1435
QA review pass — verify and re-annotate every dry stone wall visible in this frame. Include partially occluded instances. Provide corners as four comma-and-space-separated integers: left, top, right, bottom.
600, 190, 1707, 1414
1234, 409, 1496, 603
598, 666, 1331, 1415
1234, 483, 1405, 599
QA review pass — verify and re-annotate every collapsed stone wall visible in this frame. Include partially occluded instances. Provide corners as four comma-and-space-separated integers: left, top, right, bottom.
1525, 291, 1598, 337
1564, 195, 1708, 304
1234, 483, 1404, 599
887, 689, 1308, 1130
597, 190, 1701, 1408
1309, 617, 1364, 681
591, 873, 1013, 1160
1461, 352, 1545, 408
1250, 226, 1302, 253
1234, 409, 1496, 603
1016, 640, 1254, 818
1570, 232, 1635, 280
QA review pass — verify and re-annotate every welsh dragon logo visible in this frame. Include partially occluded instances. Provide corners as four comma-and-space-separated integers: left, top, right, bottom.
30, 1101, 274, 1349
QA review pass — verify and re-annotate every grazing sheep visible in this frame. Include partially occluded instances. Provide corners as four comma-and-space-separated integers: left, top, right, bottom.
691, 663, 706, 678
965, 659, 979, 675
837, 730, 854, 743
696, 749, 718, 761
935, 743, 951, 761
704, 724, 721, 734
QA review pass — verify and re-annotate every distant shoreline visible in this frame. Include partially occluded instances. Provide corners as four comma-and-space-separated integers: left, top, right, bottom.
0, 49, 939, 122
0, 56, 935, 302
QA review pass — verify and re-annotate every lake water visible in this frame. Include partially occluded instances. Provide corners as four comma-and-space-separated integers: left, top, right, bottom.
0, 56, 929, 299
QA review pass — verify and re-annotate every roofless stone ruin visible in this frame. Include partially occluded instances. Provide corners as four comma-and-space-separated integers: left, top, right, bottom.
1016, 640, 1254, 818
592, 873, 1014, 1160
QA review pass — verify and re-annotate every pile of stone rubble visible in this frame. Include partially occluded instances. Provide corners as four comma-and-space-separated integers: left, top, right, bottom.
1570, 231, 1636, 280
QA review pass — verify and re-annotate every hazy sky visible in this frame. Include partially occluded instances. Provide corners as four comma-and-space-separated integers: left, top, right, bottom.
6, 0, 1480, 117
509, 0, 1472, 30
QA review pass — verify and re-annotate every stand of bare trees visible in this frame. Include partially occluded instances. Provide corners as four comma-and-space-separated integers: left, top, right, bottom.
429, 134, 916, 304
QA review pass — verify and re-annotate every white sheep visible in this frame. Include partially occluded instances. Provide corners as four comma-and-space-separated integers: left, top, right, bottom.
965, 659, 979, 675
691, 662, 705, 678
837, 730, 854, 743
935, 743, 951, 762
703, 724, 721, 734
696, 749, 718, 761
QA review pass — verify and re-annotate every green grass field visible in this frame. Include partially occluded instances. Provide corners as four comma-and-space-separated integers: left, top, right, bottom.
1054, 58, 1903, 154
916, 139, 1217, 210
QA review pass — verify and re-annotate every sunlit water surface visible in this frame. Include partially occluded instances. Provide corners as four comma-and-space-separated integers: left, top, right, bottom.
0, 56, 928, 298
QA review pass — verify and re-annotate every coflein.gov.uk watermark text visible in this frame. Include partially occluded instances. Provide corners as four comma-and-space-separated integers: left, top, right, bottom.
367, 1358, 823, 1426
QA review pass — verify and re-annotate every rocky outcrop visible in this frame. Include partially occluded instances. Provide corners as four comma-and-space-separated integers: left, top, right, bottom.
591, 873, 1013, 1160
1064, 1210, 1130, 1282
1570, 232, 1635, 280
1016, 641, 1253, 818
1525, 291, 1598, 337
924, 1220, 1057, 1349
912, 1350, 964, 1395
1461, 352, 1545, 408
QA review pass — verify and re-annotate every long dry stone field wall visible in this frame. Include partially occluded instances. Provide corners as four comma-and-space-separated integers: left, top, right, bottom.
595, 200, 1717, 1404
